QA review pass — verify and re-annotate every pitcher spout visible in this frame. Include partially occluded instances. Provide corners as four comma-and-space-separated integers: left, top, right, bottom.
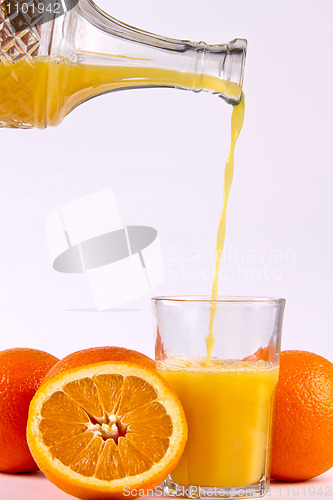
54, 0, 247, 105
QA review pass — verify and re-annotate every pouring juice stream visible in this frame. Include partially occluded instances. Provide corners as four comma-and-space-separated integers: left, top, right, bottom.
206, 94, 245, 362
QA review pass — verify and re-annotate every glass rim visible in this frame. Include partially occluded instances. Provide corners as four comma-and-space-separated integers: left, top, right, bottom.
152, 295, 286, 305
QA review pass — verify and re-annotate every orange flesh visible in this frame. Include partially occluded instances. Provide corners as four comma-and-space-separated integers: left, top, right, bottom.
39, 375, 173, 480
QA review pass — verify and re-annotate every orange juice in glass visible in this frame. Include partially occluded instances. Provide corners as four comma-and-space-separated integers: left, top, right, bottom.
153, 297, 285, 499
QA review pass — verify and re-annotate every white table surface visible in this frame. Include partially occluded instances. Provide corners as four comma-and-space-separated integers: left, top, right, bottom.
0, 469, 332, 500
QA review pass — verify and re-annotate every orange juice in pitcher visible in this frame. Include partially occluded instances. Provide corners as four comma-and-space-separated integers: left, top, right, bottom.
0, 0, 246, 128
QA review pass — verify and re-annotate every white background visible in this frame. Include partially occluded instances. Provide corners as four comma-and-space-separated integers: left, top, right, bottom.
1, 0, 332, 362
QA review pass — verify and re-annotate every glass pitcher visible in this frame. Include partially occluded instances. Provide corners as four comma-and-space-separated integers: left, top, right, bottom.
0, 0, 247, 129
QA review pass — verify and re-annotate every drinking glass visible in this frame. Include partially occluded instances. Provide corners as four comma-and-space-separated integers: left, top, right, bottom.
152, 296, 285, 499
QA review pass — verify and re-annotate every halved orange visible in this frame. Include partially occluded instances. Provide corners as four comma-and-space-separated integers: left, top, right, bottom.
27, 348, 187, 500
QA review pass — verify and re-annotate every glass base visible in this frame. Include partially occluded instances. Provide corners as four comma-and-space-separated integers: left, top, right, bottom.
164, 476, 268, 499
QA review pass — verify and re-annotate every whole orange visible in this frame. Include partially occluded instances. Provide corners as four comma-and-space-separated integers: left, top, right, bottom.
0, 348, 59, 473
271, 350, 333, 481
